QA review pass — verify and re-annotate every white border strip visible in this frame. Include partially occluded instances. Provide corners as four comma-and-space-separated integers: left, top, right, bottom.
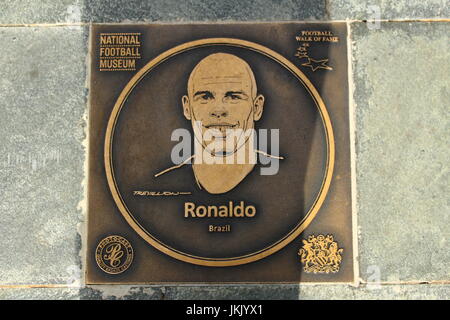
347, 21, 360, 287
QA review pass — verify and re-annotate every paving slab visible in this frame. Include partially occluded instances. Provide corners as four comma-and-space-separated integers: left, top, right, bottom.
0, 0, 84, 24
1, 1, 448, 24
0, 26, 87, 284
351, 21, 449, 282
329, 0, 449, 20
82, 0, 327, 22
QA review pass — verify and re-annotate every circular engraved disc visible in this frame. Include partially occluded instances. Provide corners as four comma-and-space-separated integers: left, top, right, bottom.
95, 235, 134, 274
105, 38, 335, 267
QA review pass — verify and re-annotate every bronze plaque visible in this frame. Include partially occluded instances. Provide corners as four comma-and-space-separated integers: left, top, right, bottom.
87, 23, 355, 283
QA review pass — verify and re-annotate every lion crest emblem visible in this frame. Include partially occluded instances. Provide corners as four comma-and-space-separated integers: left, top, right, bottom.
298, 234, 343, 273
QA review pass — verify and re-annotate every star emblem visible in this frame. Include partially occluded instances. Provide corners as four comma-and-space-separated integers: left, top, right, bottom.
301, 58, 333, 72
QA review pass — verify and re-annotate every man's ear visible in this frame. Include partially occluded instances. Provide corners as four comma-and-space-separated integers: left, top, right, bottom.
182, 95, 191, 120
253, 94, 265, 121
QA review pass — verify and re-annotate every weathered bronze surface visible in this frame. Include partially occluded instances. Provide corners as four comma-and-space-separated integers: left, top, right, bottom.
87, 23, 354, 283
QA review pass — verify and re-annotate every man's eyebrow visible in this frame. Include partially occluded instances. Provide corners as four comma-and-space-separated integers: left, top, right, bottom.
225, 91, 248, 95
193, 90, 213, 97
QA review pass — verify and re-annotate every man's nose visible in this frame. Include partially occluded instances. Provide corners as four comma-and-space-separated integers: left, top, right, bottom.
210, 109, 228, 119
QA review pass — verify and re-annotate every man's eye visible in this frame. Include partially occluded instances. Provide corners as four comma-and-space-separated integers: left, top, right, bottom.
201, 94, 213, 100
199, 93, 214, 101
194, 91, 214, 101
224, 92, 247, 101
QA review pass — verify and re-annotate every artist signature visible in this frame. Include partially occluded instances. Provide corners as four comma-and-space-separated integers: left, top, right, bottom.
133, 191, 191, 196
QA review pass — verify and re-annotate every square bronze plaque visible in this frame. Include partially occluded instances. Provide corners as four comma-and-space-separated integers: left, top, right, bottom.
86, 23, 355, 284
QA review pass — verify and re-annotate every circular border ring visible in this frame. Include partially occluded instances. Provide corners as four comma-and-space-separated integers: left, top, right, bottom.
104, 38, 335, 267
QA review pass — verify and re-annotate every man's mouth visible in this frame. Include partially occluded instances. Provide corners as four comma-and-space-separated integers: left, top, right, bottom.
204, 123, 237, 129
204, 123, 238, 137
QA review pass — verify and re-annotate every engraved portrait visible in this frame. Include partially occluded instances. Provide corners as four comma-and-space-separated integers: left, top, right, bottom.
154, 53, 283, 194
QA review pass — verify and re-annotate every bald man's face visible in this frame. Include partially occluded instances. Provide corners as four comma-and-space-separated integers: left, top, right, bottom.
182, 54, 264, 155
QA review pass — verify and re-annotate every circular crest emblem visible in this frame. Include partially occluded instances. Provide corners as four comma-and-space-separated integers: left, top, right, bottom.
95, 235, 133, 274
